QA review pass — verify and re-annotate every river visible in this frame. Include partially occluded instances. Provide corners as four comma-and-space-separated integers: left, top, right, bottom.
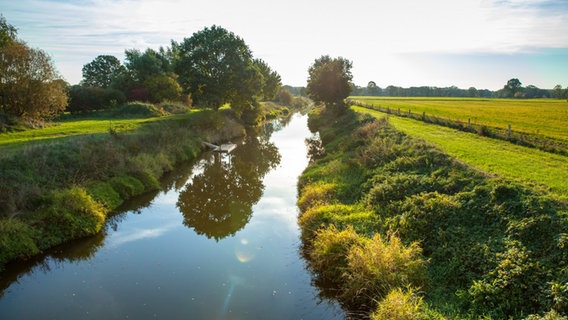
0, 113, 345, 319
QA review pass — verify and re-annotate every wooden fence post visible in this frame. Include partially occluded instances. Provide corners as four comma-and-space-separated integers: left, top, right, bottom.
507, 124, 511, 139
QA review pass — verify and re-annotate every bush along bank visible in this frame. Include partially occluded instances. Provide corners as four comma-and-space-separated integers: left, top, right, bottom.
297, 106, 568, 319
0, 108, 249, 271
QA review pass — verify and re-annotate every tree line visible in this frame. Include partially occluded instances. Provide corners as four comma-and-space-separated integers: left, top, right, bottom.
352, 78, 568, 99
1, 16, 288, 127
304, 59, 567, 104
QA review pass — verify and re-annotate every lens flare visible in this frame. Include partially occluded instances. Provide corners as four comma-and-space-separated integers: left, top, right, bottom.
235, 238, 255, 262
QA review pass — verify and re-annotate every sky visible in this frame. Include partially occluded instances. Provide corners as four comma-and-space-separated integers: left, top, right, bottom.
2, 0, 568, 90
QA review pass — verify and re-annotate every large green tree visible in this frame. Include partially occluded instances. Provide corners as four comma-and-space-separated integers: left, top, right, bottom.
306, 55, 353, 110
81, 55, 124, 88
173, 25, 263, 113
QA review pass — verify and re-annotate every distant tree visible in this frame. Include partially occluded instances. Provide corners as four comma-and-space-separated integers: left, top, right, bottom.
281, 85, 307, 97
277, 87, 293, 106
144, 74, 182, 103
253, 59, 282, 101
468, 87, 479, 97
0, 41, 68, 119
503, 78, 523, 98
306, 55, 353, 110
385, 85, 402, 97
367, 81, 380, 96
552, 85, 565, 99
82, 55, 124, 88
174, 25, 263, 115
523, 85, 549, 98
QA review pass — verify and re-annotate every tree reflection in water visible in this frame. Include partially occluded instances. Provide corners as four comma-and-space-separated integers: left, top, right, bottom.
177, 126, 281, 241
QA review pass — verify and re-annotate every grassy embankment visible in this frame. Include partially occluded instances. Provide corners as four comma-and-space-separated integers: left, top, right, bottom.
0, 101, 292, 271
298, 106, 568, 319
350, 97, 568, 155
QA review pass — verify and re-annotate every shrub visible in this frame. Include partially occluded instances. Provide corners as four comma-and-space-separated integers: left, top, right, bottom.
309, 225, 362, 282
299, 204, 355, 242
365, 173, 430, 206
109, 175, 145, 198
468, 240, 547, 317
112, 102, 165, 118
129, 170, 160, 191
86, 181, 122, 210
343, 233, 427, 305
297, 182, 338, 212
144, 75, 182, 103
526, 310, 568, 320
159, 100, 191, 114
0, 218, 40, 270
38, 187, 106, 247
371, 288, 443, 320
67, 85, 126, 113
128, 87, 149, 102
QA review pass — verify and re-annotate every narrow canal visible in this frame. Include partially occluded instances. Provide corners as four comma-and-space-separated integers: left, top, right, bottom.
0, 113, 345, 319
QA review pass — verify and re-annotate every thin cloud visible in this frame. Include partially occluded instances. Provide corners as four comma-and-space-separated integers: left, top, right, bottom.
2, 0, 567, 87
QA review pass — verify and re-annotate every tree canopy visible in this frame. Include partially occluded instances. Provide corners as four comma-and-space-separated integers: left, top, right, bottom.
124, 48, 169, 84
173, 25, 265, 113
0, 17, 67, 120
503, 78, 523, 97
306, 55, 353, 109
254, 58, 282, 101
0, 15, 17, 48
81, 55, 124, 88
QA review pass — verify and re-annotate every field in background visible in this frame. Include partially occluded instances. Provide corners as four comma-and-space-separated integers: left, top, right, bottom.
1, 118, 150, 149
353, 105, 568, 200
350, 97, 568, 143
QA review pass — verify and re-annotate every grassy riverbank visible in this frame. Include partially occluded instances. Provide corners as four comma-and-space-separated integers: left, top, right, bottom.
0, 101, 293, 271
298, 106, 568, 319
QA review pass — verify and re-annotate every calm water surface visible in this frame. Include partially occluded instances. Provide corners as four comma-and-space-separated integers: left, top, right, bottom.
0, 113, 344, 319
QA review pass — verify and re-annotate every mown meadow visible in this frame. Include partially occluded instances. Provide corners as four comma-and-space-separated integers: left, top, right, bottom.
297, 105, 568, 319
350, 97, 568, 142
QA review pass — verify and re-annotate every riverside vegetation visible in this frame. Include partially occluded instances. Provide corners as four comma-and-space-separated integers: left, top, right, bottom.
0, 99, 301, 271
297, 105, 568, 319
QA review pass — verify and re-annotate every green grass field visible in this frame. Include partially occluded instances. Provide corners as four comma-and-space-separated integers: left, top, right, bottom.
353, 105, 568, 200
0, 112, 199, 153
350, 97, 568, 143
